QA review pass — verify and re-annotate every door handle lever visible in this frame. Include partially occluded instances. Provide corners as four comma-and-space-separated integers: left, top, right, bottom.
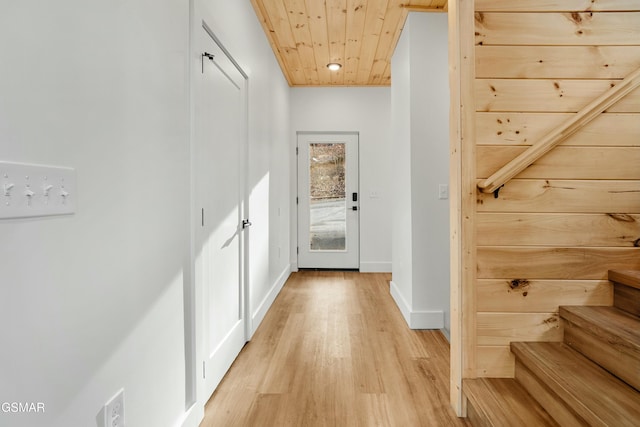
242, 219, 252, 229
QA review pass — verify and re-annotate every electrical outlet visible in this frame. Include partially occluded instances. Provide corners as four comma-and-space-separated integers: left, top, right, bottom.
105, 389, 125, 427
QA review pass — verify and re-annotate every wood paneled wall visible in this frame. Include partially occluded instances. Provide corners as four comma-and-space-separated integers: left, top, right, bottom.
470, 0, 640, 379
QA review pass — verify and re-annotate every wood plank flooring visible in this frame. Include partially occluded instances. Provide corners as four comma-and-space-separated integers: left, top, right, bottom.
200, 271, 469, 427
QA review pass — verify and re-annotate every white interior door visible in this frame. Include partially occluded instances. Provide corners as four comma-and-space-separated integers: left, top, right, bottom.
195, 26, 247, 398
297, 132, 359, 269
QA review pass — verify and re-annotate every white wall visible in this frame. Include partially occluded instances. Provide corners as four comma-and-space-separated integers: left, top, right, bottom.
290, 87, 392, 272
391, 24, 415, 309
390, 13, 451, 335
0, 2, 290, 427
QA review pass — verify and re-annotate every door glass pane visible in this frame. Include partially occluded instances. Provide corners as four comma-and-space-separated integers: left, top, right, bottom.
309, 143, 346, 251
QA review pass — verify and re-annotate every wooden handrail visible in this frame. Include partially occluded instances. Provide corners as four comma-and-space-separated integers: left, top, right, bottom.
477, 66, 640, 194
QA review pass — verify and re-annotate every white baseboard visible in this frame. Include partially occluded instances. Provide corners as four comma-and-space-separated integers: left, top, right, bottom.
179, 402, 204, 427
359, 262, 392, 273
250, 265, 291, 336
389, 280, 444, 330
390, 280, 411, 326
411, 309, 444, 329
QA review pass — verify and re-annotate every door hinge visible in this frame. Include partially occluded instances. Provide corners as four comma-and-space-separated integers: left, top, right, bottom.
296, 197, 298, 205
296, 147, 298, 155
203, 361, 206, 379
201, 208, 204, 227
297, 246, 299, 254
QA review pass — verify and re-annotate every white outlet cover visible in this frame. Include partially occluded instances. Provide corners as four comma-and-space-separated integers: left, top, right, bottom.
105, 389, 125, 427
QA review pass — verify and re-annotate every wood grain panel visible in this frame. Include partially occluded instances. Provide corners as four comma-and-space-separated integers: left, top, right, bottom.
343, 0, 368, 85
475, 79, 640, 113
477, 247, 640, 280
465, 377, 562, 425
305, 0, 332, 85
476, 112, 640, 146
477, 279, 612, 312
476, 46, 640, 79
513, 342, 640, 426
254, 0, 445, 86
614, 282, 640, 316
476, 346, 514, 377
469, 0, 640, 403
369, 2, 406, 85
476, 179, 640, 214
477, 146, 640, 180
256, 0, 308, 84
251, 0, 295, 84
475, 12, 640, 46
449, 0, 478, 413
565, 318, 640, 392
609, 269, 640, 290
477, 213, 640, 247
513, 358, 586, 427
356, 0, 388, 84
475, 0, 640, 12
561, 306, 640, 391
477, 313, 563, 346
285, 0, 319, 84
327, 0, 347, 85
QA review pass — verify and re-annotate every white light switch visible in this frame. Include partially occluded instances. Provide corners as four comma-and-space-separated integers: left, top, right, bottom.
438, 184, 449, 200
1, 161, 76, 219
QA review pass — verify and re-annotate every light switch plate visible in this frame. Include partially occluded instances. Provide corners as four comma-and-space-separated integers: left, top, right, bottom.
438, 184, 449, 200
0, 161, 76, 219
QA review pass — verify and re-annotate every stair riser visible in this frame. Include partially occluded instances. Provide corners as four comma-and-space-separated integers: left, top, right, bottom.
564, 320, 640, 392
464, 378, 560, 427
514, 361, 585, 427
466, 401, 489, 427
512, 341, 640, 426
614, 283, 640, 317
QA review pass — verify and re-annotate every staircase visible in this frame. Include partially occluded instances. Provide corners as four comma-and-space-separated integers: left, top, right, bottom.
464, 270, 640, 427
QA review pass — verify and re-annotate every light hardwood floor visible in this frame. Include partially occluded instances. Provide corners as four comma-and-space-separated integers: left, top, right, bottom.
200, 271, 470, 427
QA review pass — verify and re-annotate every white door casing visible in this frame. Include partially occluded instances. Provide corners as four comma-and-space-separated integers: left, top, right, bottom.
297, 132, 359, 269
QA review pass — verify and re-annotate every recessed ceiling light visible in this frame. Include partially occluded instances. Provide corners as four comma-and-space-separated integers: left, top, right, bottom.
327, 63, 342, 71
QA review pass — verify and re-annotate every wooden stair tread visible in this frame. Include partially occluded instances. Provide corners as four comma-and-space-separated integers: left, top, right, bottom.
511, 342, 640, 426
560, 305, 640, 392
609, 270, 640, 290
560, 306, 640, 354
464, 378, 559, 427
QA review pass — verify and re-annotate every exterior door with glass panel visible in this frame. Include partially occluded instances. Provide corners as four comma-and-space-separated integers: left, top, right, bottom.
297, 132, 359, 269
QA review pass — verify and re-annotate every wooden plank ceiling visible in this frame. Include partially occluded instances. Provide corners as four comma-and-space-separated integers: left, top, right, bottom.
251, 0, 448, 86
